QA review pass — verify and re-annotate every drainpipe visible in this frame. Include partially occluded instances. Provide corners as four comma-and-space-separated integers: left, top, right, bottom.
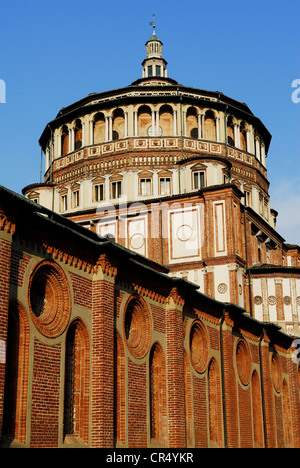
243, 205, 253, 317
258, 327, 268, 448
220, 309, 228, 448
159, 199, 164, 265
177, 86, 183, 194
224, 105, 232, 183
224, 105, 228, 161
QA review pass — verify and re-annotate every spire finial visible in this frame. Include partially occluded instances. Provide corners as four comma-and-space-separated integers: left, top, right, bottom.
149, 14, 156, 36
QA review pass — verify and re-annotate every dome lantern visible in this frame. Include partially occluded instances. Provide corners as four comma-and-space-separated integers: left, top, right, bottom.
142, 15, 168, 79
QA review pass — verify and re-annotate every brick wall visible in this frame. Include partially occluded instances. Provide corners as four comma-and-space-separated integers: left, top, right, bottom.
70, 272, 92, 308
0, 236, 12, 435
0, 225, 299, 448
30, 339, 61, 448
128, 360, 147, 447
10, 250, 32, 287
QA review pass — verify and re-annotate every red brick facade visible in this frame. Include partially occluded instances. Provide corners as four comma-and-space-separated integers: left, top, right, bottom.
0, 187, 299, 448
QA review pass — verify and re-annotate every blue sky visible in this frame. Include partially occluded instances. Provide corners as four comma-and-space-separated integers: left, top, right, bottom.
0, 0, 299, 244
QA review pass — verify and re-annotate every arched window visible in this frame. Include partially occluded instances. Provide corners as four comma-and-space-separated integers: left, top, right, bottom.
93, 112, 105, 144
74, 119, 82, 150
2, 301, 29, 444
63, 319, 90, 444
251, 371, 264, 447
208, 359, 222, 447
186, 107, 198, 139
112, 109, 125, 141
150, 343, 167, 445
204, 111, 216, 141
137, 105, 152, 137
61, 125, 69, 156
159, 105, 173, 136
115, 331, 126, 446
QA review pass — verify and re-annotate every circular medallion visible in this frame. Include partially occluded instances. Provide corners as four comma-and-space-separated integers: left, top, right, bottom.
283, 296, 291, 306
147, 125, 162, 137
176, 224, 193, 242
124, 296, 151, 359
268, 296, 276, 305
28, 260, 71, 338
236, 339, 252, 386
130, 233, 145, 250
189, 320, 209, 373
271, 352, 283, 393
254, 295, 263, 305
218, 283, 228, 294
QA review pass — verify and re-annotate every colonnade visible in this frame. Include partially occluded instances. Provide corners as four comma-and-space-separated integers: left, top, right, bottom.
44, 104, 267, 171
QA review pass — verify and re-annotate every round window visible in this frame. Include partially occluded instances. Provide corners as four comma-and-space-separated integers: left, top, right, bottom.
271, 351, 283, 393
236, 339, 252, 386
28, 260, 71, 338
124, 297, 151, 359
189, 320, 209, 373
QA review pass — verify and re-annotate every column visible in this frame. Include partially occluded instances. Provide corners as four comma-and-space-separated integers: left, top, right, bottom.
234, 124, 240, 148
152, 110, 156, 136
216, 117, 220, 142
246, 130, 251, 153
134, 112, 138, 137
255, 137, 261, 161
57, 133, 62, 158
201, 114, 205, 139
109, 116, 113, 141
173, 110, 177, 136
198, 113, 202, 139
236, 124, 240, 148
68, 128, 72, 153
82, 122, 85, 147
155, 110, 160, 136
124, 112, 128, 138
71, 128, 75, 152
105, 117, 109, 141
89, 120, 94, 145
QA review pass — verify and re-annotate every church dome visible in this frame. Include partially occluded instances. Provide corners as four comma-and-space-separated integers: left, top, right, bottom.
21, 23, 300, 338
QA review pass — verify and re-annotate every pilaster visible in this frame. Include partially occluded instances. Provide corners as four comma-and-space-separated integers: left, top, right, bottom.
165, 288, 186, 447
91, 254, 117, 448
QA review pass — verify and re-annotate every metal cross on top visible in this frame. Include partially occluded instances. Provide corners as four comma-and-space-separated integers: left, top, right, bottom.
149, 14, 156, 35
